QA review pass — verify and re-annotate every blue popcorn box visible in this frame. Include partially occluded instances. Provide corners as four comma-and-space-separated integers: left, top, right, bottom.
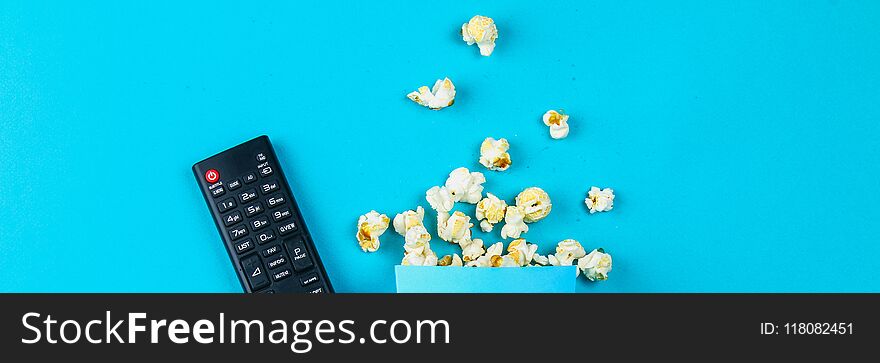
395, 266, 577, 293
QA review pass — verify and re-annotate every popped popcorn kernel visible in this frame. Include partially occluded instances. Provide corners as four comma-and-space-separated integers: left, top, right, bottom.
356, 210, 390, 253
506, 238, 539, 266
577, 248, 612, 281
499, 205, 528, 239
585, 186, 615, 214
532, 254, 550, 266
548, 239, 587, 266
426, 186, 454, 214
478, 137, 512, 171
438, 254, 464, 267
475, 193, 507, 232
461, 15, 498, 56
542, 110, 570, 139
445, 167, 486, 204
401, 225, 438, 266
459, 237, 486, 262
407, 78, 456, 110
467, 242, 504, 267
438, 210, 473, 243
515, 187, 552, 223
393, 206, 425, 236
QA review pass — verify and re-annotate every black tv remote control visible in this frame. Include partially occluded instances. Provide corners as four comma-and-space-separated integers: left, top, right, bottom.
193, 135, 333, 293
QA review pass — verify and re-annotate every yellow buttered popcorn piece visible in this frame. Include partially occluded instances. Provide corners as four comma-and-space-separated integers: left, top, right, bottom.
475, 193, 507, 232
542, 110, 570, 139
356, 210, 390, 253
393, 206, 425, 236
407, 78, 456, 110
437, 211, 473, 244
515, 187, 552, 223
548, 239, 587, 266
479, 137, 512, 171
506, 238, 539, 267
458, 237, 486, 262
461, 15, 498, 56
577, 248, 612, 281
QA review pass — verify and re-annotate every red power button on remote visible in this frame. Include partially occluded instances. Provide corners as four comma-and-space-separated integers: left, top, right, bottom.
205, 169, 220, 183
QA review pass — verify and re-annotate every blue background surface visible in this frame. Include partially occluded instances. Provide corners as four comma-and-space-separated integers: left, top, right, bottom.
1, 1, 879, 292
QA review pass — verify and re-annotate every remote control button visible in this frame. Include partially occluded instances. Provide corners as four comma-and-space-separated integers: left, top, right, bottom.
272, 208, 292, 222
241, 255, 269, 290
244, 202, 264, 217
266, 195, 286, 208
217, 198, 237, 213
234, 238, 254, 254
267, 254, 287, 269
223, 211, 243, 227
250, 216, 270, 231
272, 269, 292, 282
243, 173, 258, 184
238, 189, 258, 203
256, 230, 276, 245
227, 179, 242, 191
260, 166, 273, 177
309, 287, 324, 294
262, 245, 281, 257
205, 169, 220, 183
278, 221, 297, 236
300, 273, 319, 286
228, 225, 249, 241
211, 186, 226, 198
260, 180, 279, 194
256, 152, 267, 162
285, 238, 313, 271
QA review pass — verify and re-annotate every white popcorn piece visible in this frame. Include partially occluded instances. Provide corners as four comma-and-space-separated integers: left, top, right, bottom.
585, 186, 615, 214
401, 225, 438, 266
577, 248, 612, 281
547, 239, 587, 266
458, 237, 486, 262
437, 211, 473, 244
467, 242, 504, 267
515, 187, 552, 223
478, 137, 512, 171
407, 77, 456, 110
499, 205, 528, 239
401, 247, 438, 266
425, 186, 454, 214
393, 206, 425, 236
445, 167, 486, 204
356, 211, 390, 253
532, 254, 550, 266
461, 15, 498, 56
438, 254, 464, 267
506, 238, 539, 266
475, 193, 507, 232
542, 110, 570, 139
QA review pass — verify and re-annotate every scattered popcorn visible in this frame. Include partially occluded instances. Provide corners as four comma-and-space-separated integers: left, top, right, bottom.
506, 238, 539, 266
577, 248, 612, 281
437, 210, 473, 243
445, 167, 486, 204
542, 110, 570, 139
467, 242, 504, 267
499, 205, 529, 239
438, 254, 464, 267
426, 186, 454, 214
407, 78, 456, 110
548, 239, 587, 266
475, 193, 507, 232
461, 15, 498, 56
458, 237, 486, 262
393, 206, 425, 236
515, 187, 552, 223
478, 137, 512, 171
585, 186, 615, 214
401, 225, 438, 266
356, 211, 390, 253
